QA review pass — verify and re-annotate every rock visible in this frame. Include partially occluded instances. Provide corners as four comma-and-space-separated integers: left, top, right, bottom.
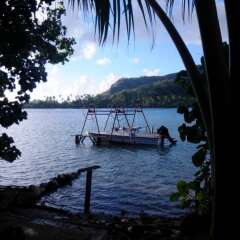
121, 218, 128, 223
0, 168, 86, 210
128, 225, 145, 238
0, 226, 26, 240
56, 174, 72, 186
23, 227, 38, 237
181, 213, 210, 236
15, 188, 39, 207
43, 179, 58, 194
0, 187, 18, 209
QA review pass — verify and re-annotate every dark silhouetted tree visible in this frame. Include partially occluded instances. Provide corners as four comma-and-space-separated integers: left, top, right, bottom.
0, 0, 75, 162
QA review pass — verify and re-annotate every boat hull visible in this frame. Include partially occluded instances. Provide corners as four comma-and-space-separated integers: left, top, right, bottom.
89, 132, 163, 146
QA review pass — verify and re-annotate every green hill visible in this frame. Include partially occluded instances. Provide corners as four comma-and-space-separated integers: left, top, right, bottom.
103, 73, 177, 96
94, 73, 192, 107
26, 72, 193, 108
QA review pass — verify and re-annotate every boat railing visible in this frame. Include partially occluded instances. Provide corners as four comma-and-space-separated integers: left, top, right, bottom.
76, 107, 153, 144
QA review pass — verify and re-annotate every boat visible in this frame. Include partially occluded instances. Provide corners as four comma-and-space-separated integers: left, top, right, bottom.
75, 107, 174, 146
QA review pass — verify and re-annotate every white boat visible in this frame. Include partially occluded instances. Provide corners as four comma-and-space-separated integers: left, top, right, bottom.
76, 107, 174, 146
89, 130, 163, 146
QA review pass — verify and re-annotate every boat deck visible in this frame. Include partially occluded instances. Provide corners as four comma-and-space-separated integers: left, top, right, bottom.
90, 131, 161, 139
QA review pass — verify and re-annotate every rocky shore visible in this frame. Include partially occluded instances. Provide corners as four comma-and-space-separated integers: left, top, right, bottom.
0, 205, 182, 240
0, 169, 209, 239
0, 205, 210, 240
0, 167, 95, 210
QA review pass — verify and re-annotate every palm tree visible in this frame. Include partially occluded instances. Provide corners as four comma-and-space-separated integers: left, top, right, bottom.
68, 1, 236, 238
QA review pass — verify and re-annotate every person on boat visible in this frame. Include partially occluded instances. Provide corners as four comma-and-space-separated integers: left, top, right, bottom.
157, 125, 177, 145
114, 127, 120, 132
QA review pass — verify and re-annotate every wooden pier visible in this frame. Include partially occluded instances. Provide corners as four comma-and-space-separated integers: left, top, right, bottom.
75, 134, 96, 144
79, 165, 100, 214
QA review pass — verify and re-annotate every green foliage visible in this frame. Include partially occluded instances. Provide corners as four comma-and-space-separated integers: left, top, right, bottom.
25, 74, 194, 108
0, 0, 75, 162
0, 133, 20, 162
171, 67, 210, 215
171, 43, 228, 214
192, 148, 207, 167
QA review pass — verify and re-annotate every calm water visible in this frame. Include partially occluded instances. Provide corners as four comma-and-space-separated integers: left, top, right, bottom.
0, 108, 196, 216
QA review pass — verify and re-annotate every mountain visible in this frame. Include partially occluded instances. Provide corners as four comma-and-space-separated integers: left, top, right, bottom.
26, 72, 193, 108
102, 73, 177, 96
94, 72, 192, 107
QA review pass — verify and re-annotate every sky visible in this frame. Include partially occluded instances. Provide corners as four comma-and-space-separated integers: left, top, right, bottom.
31, 0, 228, 101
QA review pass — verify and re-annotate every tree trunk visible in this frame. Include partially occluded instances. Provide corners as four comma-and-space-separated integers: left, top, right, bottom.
146, 0, 212, 144
195, 0, 230, 239
223, 1, 237, 237
224, 0, 239, 105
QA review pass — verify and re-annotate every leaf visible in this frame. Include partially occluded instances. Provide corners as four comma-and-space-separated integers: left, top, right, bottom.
178, 124, 187, 141
196, 191, 206, 202
180, 199, 192, 209
177, 105, 188, 114
192, 148, 206, 167
188, 181, 200, 191
170, 192, 181, 201
186, 126, 202, 143
185, 110, 196, 123
177, 180, 188, 194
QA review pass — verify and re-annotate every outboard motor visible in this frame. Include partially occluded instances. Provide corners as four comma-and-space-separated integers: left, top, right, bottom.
157, 125, 177, 146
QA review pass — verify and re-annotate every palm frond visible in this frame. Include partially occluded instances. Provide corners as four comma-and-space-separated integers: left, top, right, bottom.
68, 0, 155, 44
166, 0, 195, 21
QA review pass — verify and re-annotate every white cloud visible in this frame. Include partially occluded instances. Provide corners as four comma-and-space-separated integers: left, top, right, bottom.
96, 57, 111, 65
61, 5, 99, 61
31, 70, 98, 100
30, 65, 61, 100
132, 57, 140, 64
99, 73, 120, 93
70, 41, 97, 61
36, 11, 47, 23
70, 26, 86, 41
30, 65, 120, 100
68, 75, 98, 97
81, 42, 97, 60
143, 68, 161, 76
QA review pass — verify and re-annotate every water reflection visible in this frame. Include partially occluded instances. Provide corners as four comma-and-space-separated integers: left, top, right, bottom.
157, 144, 175, 156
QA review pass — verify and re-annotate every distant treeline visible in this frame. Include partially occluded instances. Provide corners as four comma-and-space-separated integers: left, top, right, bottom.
25, 95, 193, 108
25, 73, 194, 108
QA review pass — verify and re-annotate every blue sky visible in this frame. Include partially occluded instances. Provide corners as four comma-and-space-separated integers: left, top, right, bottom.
31, 0, 228, 100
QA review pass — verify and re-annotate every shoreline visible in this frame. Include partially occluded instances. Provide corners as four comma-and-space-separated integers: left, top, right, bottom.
23, 106, 180, 109
0, 204, 210, 240
0, 169, 209, 239
0, 205, 183, 240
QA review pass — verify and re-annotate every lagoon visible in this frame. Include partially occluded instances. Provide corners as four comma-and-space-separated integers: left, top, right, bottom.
0, 108, 196, 216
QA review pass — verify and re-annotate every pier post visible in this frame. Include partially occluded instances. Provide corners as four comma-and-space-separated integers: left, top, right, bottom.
82, 166, 100, 215
75, 135, 80, 144
84, 169, 92, 214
